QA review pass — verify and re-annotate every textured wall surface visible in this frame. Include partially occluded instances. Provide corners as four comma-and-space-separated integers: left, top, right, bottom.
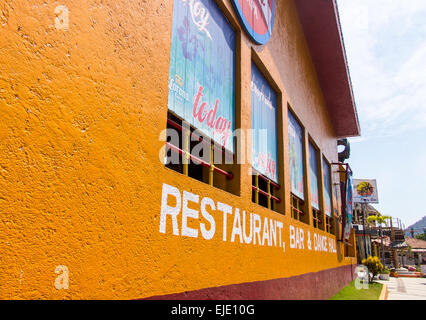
0, 0, 355, 300
146, 265, 355, 300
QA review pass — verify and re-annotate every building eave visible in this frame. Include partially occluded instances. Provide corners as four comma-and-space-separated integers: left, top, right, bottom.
294, 0, 361, 137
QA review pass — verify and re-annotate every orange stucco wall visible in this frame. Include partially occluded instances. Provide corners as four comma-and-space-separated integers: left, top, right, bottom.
0, 0, 355, 300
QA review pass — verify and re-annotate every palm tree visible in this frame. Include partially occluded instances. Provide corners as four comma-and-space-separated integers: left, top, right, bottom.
367, 213, 392, 265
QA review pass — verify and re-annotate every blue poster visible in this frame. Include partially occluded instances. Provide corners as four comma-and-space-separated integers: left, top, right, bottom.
168, 0, 236, 152
323, 159, 332, 217
251, 63, 278, 183
309, 143, 320, 210
344, 171, 354, 240
288, 112, 304, 200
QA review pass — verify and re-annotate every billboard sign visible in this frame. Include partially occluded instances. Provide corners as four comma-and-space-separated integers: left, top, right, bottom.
230, 0, 275, 45
168, 0, 236, 152
353, 179, 379, 203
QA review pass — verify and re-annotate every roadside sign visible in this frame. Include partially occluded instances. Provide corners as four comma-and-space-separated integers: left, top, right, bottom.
353, 179, 379, 203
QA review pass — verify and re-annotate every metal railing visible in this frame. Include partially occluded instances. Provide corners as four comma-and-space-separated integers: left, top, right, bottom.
166, 117, 234, 184
252, 170, 281, 210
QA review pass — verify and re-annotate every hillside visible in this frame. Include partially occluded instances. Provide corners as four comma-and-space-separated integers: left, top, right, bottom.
406, 216, 426, 236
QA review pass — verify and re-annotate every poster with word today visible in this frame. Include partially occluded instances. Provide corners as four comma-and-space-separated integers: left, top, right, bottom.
309, 143, 320, 211
288, 112, 305, 200
168, 0, 236, 152
251, 63, 278, 183
323, 159, 332, 216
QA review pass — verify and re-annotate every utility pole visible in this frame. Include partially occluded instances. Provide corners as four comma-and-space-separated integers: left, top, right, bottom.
380, 222, 385, 265
361, 201, 368, 259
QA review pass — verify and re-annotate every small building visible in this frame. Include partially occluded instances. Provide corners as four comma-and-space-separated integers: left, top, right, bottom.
404, 238, 426, 266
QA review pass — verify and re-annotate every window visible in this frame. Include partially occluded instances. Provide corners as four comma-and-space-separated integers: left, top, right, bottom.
165, 112, 234, 184
288, 109, 307, 224
325, 215, 333, 234
323, 157, 334, 234
165, 0, 237, 194
251, 62, 281, 211
309, 142, 322, 229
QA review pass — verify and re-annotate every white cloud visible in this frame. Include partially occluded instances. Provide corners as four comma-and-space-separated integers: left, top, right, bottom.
337, 0, 426, 138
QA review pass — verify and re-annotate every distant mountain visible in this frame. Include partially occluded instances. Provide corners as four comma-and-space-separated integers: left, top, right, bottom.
405, 216, 426, 237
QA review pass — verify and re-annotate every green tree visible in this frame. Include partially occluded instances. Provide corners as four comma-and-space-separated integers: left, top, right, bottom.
415, 233, 426, 241
362, 256, 384, 283
367, 214, 392, 264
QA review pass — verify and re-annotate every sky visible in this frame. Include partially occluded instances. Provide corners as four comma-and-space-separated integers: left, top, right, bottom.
336, 0, 426, 227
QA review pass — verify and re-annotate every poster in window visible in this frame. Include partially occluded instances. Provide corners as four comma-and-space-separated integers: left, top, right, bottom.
168, 0, 235, 152
288, 112, 304, 200
251, 63, 278, 183
343, 171, 354, 241
309, 143, 320, 211
323, 159, 332, 216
